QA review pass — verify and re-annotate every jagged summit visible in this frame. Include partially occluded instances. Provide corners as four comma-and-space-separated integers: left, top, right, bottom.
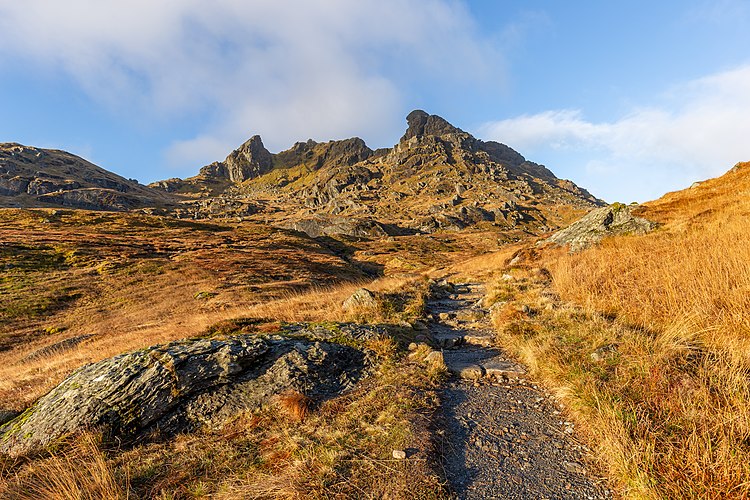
0, 111, 601, 233
400, 109, 464, 142
200, 135, 273, 183
151, 110, 603, 236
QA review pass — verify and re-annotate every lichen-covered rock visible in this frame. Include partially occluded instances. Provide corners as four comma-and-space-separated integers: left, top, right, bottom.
0, 336, 269, 456
342, 288, 378, 311
167, 340, 369, 432
0, 328, 377, 457
546, 203, 657, 252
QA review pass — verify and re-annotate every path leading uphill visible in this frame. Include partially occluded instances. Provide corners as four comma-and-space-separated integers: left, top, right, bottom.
428, 282, 610, 499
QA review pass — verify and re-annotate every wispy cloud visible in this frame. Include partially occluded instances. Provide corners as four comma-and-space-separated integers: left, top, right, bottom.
478, 65, 750, 202
0, 0, 500, 170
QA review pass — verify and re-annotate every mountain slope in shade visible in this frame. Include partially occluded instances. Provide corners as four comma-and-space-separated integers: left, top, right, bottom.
154, 110, 603, 236
0, 143, 172, 211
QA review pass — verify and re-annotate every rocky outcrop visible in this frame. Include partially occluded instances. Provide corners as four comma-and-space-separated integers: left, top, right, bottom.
286, 216, 391, 239
342, 288, 378, 311
150, 110, 604, 234
400, 109, 463, 142
0, 324, 386, 457
200, 135, 273, 183
174, 197, 260, 219
273, 137, 373, 172
546, 203, 658, 251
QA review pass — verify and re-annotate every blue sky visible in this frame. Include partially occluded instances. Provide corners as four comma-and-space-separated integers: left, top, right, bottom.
1, 0, 749, 202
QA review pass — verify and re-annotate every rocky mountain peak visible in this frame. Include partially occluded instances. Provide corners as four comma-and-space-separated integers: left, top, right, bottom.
199, 135, 273, 183
400, 110, 464, 143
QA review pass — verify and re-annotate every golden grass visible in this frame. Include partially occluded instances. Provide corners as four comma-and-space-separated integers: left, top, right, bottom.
0, 433, 126, 500
1, 355, 445, 499
482, 163, 750, 498
0, 209, 370, 410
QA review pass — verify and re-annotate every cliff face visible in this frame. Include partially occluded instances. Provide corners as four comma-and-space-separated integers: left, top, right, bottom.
200, 135, 274, 183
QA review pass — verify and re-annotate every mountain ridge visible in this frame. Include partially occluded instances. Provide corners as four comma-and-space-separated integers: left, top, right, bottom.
0, 110, 603, 238
151, 110, 603, 236
0, 143, 171, 211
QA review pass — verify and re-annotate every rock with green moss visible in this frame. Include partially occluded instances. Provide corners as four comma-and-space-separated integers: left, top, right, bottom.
0, 327, 378, 457
546, 203, 657, 252
0, 336, 269, 456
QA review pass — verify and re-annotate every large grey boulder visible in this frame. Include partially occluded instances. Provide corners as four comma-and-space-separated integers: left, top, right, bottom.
0, 336, 268, 456
342, 288, 378, 311
546, 203, 657, 252
0, 325, 381, 457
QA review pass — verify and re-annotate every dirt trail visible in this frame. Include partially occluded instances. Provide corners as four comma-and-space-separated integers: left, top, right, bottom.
429, 282, 610, 499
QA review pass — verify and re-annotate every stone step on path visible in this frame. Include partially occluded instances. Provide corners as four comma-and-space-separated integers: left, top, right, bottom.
443, 346, 527, 381
428, 281, 610, 499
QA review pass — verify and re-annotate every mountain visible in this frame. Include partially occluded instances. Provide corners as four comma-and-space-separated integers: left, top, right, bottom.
0, 143, 172, 211
152, 110, 603, 236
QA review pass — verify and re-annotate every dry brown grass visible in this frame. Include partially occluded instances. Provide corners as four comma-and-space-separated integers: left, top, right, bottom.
482, 163, 750, 498
1, 357, 445, 499
0, 208, 369, 410
0, 433, 125, 500
276, 390, 314, 422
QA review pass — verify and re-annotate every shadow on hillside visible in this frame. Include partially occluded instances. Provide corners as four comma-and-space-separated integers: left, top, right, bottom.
314, 235, 385, 277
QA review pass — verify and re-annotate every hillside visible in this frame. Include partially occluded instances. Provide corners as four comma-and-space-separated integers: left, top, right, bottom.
6, 119, 744, 499
462, 161, 750, 498
0, 144, 172, 211
0, 209, 377, 408
153, 110, 602, 236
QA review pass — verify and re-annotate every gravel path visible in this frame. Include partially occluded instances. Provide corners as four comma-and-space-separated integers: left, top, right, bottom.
429, 282, 611, 499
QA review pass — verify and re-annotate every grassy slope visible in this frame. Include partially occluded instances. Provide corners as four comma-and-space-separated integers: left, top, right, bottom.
475, 162, 750, 498
1, 271, 448, 499
6, 157, 739, 500
0, 208, 366, 409
2, 207, 504, 498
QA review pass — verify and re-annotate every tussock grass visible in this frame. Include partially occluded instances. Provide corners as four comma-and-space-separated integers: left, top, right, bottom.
485, 163, 750, 498
240, 275, 427, 325
276, 390, 314, 422
0, 433, 126, 500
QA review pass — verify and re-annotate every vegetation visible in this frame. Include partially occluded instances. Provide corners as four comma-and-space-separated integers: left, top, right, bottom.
1, 276, 445, 499
481, 163, 750, 498
2, 163, 749, 498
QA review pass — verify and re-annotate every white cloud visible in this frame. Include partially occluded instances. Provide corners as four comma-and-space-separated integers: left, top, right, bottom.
478, 65, 750, 202
0, 0, 499, 170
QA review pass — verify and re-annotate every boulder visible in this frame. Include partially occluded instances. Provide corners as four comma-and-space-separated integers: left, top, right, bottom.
546, 203, 657, 252
0, 336, 269, 456
342, 288, 378, 311
0, 326, 379, 457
